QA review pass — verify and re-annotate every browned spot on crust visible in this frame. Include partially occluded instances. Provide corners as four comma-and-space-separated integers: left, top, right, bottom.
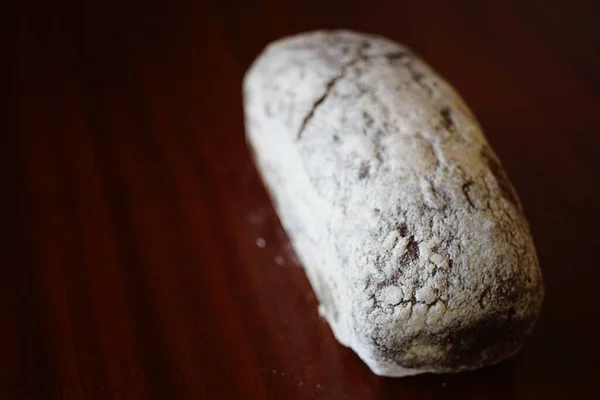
358, 162, 370, 179
385, 51, 408, 61
401, 237, 419, 265
481, 147, 519, 208
462, 180, 475, 208
396, 223, 409, 237
440, 107, 456, 133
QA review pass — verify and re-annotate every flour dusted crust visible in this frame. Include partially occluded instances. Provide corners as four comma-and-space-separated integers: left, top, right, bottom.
243, 31, 544, 377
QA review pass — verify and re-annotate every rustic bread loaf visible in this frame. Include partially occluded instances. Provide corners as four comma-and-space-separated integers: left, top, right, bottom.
243, 30, 544, 377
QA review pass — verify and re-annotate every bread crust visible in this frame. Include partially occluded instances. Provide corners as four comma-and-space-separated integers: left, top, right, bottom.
243, 30, 544, 377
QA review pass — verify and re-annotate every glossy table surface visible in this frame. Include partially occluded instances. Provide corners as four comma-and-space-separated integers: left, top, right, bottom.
3, 0, 600, 398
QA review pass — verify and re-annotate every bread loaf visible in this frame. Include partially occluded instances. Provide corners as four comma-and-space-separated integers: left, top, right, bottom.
243, 31, 544, 377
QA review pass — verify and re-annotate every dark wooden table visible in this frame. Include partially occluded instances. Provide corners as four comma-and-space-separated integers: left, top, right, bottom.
3, 0, 600, 398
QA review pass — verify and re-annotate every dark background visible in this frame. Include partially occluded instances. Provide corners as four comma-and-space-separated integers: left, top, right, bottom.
2, 0, 599, 398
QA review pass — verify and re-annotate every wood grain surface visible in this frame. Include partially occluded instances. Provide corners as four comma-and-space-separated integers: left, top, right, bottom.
3, 0, 599, 398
